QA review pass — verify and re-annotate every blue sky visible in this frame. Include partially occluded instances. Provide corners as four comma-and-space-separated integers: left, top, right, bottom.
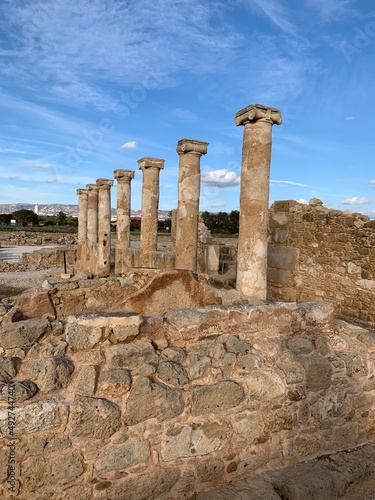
0, 0, 374, 216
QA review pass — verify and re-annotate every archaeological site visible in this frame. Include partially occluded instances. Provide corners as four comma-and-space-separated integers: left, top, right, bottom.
1, 104, 375, 499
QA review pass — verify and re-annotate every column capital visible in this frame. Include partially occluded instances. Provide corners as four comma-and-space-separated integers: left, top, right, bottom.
76, 188, 87, 196
86, 183, 98, 192
114, 169, 135, 181
138, 157, 165, 171
96, 178, 114, 189
235, 104, 282, 127
176, 139, 208, 156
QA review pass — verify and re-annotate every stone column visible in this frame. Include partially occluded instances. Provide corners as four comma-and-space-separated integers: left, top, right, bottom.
76, 188, 88, 271
114, 169, 135, 273
235, 104, 282, 299
175, 139, 208, 271
138, 157, 164, 266
96, 178, 114, 275
86, 183, 99, 273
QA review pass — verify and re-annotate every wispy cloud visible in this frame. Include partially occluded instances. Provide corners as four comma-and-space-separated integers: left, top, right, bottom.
341, 197, 375, 205
121, 141, 137, 149
201, 169, 240, 187
306, 0, 358, 22
369, 180, 375, 185
271, 180, 311, 188
297, 198, 308, 204
338, 178, 351, 184
344, 116, 355, 121
31, 162, 54, 169
249, 0, 298, 36
170, 107, 198, 122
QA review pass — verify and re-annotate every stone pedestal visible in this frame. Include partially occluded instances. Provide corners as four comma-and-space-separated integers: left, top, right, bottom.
86, 183, 99, 273
175, 139, 208, 271
235, 104, 282, 299
96, 178, 114, 275
114, 169, 135, 274
138, 157, 164, 267
76, 188, 88, 271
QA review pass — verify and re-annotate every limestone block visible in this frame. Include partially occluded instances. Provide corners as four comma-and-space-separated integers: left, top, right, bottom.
268, 246, 298, 270
28, 341, 68, 358
97, 438, 150, 474
197, 475, 281, 500
220, 352, 237, 377
265, 410, 293, 433
287, 337, 314, 354
12, 289, 56, 320
302, 356, 333, 391
70, 396, 121, 439
25, 358, 74, 393
161, 421, 232, 461
0, 356, 18, 380
161, 346, 187, 364
125, 377, 184, 425
65, 321, 102, 350
99, 369, 132, 398
285, 433, 321, 458
0, 448, 9, 483
279, 365, 304, 385
0, 381, 38, 402
225, 335, 250, 355
237, 353, 264, 371
73, 350, 105, 365
19, 434, 72, 457
21, 451, 84, 490
191, 381, 244, 416
75, 365, 97, 396
233, 411, 263, 441
337, 351, 368, 377
0, 318, 50, 349
60, 485, 92, 500
107, 339, 159, 369
240, 371, 286, 400
157, 361, 189, 386
188, 356, 211, 379
113, 467, 180, 500
197, 458, 225, 483
267, 267, 290, 285
0, 400, 61, 437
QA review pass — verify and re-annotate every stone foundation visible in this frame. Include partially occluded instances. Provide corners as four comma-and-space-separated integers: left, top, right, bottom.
1, 301, 375, 498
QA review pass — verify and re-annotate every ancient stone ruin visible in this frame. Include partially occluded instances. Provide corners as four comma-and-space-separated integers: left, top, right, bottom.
1, 104, 375, 499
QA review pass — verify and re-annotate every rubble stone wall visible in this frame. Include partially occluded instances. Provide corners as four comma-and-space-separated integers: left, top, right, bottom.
267, 201, 375, 324
0, 231, 77, 246
1, 301, 375, 499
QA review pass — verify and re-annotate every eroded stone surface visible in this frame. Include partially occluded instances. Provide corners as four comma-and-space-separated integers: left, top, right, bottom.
191, 381, 244, 416
70, 396, 121, 438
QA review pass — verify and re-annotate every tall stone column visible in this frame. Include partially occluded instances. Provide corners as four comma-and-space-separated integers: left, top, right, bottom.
86, 183, 99, 273
175, 139, 208, 271
235, 104, 282, 299
96, 178, 114, 275
114, 169, 135, 273
138, 157, 164, 266
76, 188, 88, 271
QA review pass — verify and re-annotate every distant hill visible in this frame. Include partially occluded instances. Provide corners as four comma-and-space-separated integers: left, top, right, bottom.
0, 204, 171, 219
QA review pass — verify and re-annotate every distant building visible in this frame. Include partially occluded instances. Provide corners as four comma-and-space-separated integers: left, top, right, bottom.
34, 203, 39, 215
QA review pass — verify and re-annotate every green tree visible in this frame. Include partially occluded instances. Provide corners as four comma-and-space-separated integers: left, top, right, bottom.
57, 211, 67, 226
12, 209, 38, 225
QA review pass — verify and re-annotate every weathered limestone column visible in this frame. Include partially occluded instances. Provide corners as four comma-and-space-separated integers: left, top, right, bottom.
114, 169, 135, 273
96, 178, 114, 275
76, 188, 88, 271
138, 157, 164, 266
175, 139, 208, 271
235, 104, 282, 299
86, 183, 99, 273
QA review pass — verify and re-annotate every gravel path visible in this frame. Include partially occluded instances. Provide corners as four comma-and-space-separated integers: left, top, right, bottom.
0, 267, 62, 291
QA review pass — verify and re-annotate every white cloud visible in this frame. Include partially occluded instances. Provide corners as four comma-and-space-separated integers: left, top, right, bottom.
249, 0, 298, 36
201, 169, 240, 187
271, 180, 311, 188
338, 178, 350, 184
344, 116, 355, 121
369, 180, 375, 185
32, 162, 54, 169
121, 141, 137, 149
306, 0, 357, 22
297, 198, 308, 204
341, 197, 375, 205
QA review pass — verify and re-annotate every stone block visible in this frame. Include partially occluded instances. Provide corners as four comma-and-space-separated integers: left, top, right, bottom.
157, 361, 189, 386
161, 421, 232, 461
25, 358, 74, 393
65, 321, 102, 350
28, 341, 68, 358
0, 400, 61, 437
125, 377, 184, 425
75, 365, 97, 396
21, 451, 84, 490
99, 369, 132, 398
268, 246, 298, 270
70, 396, 121, 439
337, 351, 368, 377
197, 475, 281, 500
19, 434, 72, 457
113, 467, 180, 500
97, 438, 150, 473
267, 267, 290, 284
197, 458, 225, 483
240, 371, 286, 400
0, 318, 50, 349
191, 381, 244, 416
279, 365, 304, 385
107, 339, 159, 369
225, 335, 250, 355
302, 356, 333, 391
287, 337, 314, 354
233, 411, 263, 441
0, 381, 38, 403
0, 356, 18, 380
236, 353, 264, 371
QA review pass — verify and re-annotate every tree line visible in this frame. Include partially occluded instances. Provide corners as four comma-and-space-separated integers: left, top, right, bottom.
201, 210, 239, 234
